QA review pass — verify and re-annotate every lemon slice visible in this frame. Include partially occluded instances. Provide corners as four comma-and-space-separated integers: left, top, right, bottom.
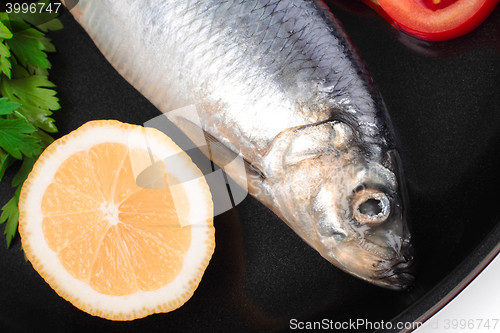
19, 120, 215, 320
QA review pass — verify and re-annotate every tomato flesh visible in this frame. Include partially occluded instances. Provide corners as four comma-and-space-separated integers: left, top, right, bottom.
414, 0, 459, 11
366, 0, 499, 41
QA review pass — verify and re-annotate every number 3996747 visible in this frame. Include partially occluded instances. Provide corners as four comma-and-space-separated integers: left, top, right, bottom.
5, 2, 62, 14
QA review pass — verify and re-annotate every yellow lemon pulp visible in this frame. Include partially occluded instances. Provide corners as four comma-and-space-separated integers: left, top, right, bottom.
19, 120, 214, 320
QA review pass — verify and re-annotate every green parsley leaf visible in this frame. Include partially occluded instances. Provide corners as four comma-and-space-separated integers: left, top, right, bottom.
0, 40, 12, 78
0, 21, 12, 39
4, 20, 51, 70
10, 62, 30, 78
0, 186, 20, 248
31, 126, 54, 148
27, 64, 48, 76
0, 149, 15, 181
12, 156, 36, 187
0, 96, 21, 115
0, 6, 62, 248
35, 18, 63, 33
0, 118, 43, 159
0, 73, 60, 132
39, 36, 56, 53
10, 74, 59, 111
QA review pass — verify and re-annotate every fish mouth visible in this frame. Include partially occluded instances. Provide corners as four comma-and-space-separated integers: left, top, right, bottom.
376, 259, 415, 290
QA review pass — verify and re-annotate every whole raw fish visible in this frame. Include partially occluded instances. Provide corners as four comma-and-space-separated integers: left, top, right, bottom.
65, 0, 414, 289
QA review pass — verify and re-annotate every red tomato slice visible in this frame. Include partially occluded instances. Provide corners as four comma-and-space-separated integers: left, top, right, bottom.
366, 0, 499, 41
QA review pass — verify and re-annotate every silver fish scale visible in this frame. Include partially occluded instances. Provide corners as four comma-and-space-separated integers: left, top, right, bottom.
95, 0, 389, 165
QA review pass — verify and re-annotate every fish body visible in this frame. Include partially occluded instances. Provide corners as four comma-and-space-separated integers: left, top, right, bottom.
66, 0, 414, 289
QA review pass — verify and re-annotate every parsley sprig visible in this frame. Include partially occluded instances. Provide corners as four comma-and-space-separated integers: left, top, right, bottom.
0, 2, 62, 247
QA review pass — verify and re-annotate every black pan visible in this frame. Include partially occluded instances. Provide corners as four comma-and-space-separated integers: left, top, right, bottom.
1, 2, 499, 332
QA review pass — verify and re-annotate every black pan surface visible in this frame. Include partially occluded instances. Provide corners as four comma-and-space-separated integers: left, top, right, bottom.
1, 2, 499, 332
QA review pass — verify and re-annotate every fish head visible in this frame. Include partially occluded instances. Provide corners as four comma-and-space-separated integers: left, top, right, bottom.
312, 150, 414, 290
268, 121, 414, 289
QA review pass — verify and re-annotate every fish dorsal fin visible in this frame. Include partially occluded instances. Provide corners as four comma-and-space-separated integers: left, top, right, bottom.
262, 120, 354, 178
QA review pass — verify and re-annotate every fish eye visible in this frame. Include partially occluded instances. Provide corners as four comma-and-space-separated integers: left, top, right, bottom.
352, 189, 390, 225
358, 198, 382, 216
